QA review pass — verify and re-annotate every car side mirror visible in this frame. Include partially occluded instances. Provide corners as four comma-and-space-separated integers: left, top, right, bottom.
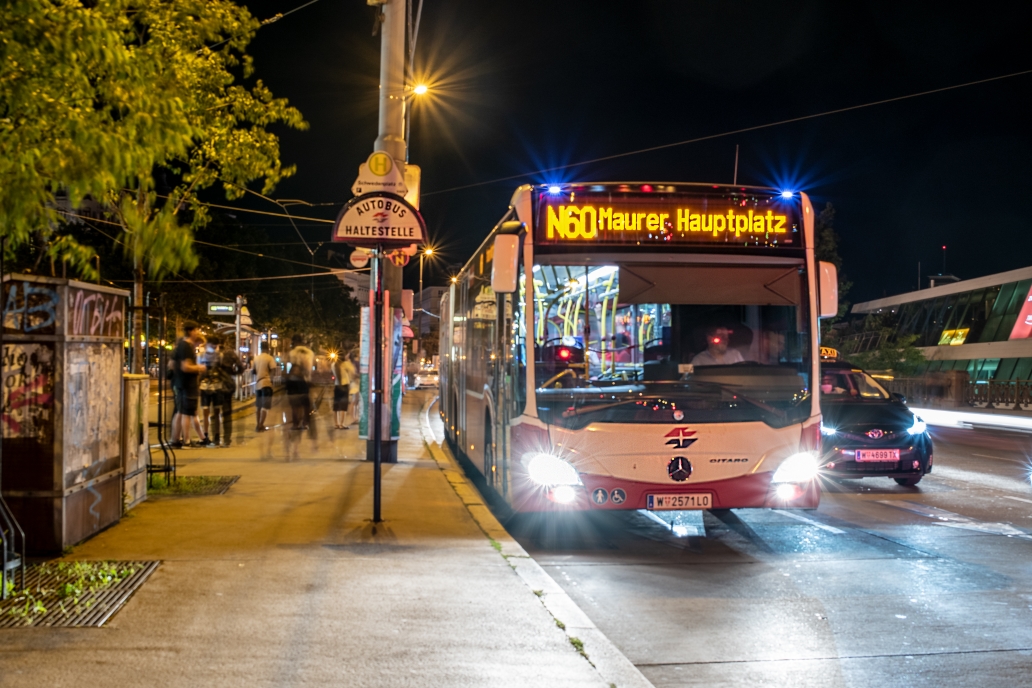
892, 392, 907, 404
818, 261, 838, 318
491, 229, 522, 294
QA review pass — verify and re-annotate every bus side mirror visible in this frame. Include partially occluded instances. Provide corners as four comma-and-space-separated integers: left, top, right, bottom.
819, 261, 838, 318
491, 234, 520, 294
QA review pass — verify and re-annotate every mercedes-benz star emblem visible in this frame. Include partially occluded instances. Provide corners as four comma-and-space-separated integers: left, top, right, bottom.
668, 457, 692, 482
865, 429, 885, 439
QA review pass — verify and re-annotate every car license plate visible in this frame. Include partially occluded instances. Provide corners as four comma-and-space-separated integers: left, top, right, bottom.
856, 449, 900, 462
647, 493, 712, 510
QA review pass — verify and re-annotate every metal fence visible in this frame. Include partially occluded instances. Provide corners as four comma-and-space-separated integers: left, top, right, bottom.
880, 375, 1032, 412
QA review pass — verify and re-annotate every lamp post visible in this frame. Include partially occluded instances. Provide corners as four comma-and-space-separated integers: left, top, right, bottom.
404, 84, 428, 163
418, 246, 433, 360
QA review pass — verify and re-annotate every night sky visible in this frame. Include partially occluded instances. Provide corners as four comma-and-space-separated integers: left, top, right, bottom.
240, 1, 1032, 304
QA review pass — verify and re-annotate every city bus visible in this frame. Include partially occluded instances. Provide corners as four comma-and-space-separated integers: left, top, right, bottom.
439, 183, 838, 512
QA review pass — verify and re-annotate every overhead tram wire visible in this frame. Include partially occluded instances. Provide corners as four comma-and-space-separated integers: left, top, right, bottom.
420, 67, 1032, 197
57, 211, 342, 273
205, 0, 325, 52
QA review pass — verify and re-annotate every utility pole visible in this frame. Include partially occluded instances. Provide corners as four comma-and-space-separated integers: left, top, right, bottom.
369, 0, 407, 523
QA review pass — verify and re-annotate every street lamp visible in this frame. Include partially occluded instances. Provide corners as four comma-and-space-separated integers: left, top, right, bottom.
404, 84, 429, 163
418, 246, 435, 359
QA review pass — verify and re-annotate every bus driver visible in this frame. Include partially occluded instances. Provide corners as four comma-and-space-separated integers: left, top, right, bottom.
691, 326, 745, 366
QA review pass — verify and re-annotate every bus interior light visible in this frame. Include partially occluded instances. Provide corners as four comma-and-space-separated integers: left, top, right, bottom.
527, 453, 581, 486
558, 347, 571, 360
771, 452, 819, 483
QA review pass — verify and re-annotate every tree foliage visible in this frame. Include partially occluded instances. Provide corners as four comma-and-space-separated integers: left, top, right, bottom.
813, 202, 853, 321
0, 0, 307, 281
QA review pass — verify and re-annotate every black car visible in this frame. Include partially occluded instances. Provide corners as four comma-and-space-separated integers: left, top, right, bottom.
819, 361, 933, 486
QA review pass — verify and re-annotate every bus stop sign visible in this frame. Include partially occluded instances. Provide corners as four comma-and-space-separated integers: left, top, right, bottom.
332, 192, 426, 248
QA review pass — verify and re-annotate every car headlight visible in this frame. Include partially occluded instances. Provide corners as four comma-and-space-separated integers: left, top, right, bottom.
907, 417, 927, 436
771, 452, 819, 483
527, 453, 581, 486
820, 424, 837, 437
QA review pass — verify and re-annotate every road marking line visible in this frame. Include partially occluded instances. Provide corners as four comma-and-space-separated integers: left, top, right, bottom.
1003, 495, 1032, 505
772, 509, 846, 534
877, 500, 1032, 539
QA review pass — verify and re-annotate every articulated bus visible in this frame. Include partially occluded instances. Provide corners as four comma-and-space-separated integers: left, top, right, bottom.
439, 183, 838, 513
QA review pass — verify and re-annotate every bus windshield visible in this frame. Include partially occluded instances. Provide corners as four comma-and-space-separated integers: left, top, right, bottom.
533, 263, 812, 429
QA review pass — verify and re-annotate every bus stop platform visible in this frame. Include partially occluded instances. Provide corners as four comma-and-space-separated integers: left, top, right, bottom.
0, 390, 645, 687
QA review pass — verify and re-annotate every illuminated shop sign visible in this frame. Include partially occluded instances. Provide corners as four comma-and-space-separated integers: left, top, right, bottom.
1009, 284, 1032, 340
938, 328, 969, 346
535, 193, 799, 246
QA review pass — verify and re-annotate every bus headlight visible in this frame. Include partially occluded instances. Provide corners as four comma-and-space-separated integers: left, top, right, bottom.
527, 453, 581, 486
907, 417, 927, 436
772, 452, 819, 483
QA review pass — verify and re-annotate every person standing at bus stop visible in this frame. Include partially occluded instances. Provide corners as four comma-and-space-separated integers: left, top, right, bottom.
171, 322, 207, 449
253, 341, 277, 432
332, 354, 352, 430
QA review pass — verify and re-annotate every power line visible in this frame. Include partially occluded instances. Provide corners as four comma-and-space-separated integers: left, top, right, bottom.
421, 67, 1032, 197
207, 0, 325, 51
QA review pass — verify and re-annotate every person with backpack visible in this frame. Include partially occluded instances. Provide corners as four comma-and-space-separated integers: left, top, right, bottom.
213, 337, 244, 446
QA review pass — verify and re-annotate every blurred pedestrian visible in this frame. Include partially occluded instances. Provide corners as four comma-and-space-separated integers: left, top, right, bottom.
212, 337, 244, 446
171, 323, 207, 449
287, 334, 314, 431
199, 335, 222, 446
253, 341, 277, 432
345, 349, 360, 425
332, 354, 352, 429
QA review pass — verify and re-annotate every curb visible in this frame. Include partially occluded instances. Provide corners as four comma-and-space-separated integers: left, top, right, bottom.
419, 396, 653, 688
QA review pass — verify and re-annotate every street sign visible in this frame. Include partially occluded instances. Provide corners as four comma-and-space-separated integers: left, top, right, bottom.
208, 302, 236, 315
404, 164, 421, 209
350, 249, 371, 268
332, 192, 426, 247
388, 250, 410, 267
352, 150, 408, 196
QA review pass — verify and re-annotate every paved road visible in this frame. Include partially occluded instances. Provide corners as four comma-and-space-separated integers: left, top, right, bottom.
506, 426, 1032, 687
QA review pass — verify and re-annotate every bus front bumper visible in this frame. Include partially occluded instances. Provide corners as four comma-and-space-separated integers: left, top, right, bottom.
513, 472, 820, 512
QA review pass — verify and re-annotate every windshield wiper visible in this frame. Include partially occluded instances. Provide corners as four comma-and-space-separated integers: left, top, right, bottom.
684, 379, 790, 420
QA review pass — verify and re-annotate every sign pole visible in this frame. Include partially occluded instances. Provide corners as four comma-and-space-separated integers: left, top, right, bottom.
372, 244, 383, 523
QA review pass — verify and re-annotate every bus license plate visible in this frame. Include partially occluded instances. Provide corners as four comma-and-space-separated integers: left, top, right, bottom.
856, 449, 900, 462
647, 493, 712, 510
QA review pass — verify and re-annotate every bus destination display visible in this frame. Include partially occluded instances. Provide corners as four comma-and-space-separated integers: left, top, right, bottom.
536, 192, 799, 246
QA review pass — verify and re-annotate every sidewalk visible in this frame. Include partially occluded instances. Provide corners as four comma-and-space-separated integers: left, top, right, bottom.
0, 390, 628, 687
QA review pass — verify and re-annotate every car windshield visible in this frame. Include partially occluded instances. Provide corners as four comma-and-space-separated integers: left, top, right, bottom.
532, 263, 812, 429
820, 369, 890, 400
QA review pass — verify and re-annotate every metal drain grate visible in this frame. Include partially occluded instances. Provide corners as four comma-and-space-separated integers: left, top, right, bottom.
0, 561, 160, 628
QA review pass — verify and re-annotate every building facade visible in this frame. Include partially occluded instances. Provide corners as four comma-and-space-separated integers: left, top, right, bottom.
850, 266, 1032, 381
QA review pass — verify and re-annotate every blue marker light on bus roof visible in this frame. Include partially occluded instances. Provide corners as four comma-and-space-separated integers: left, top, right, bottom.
780, 190, 794, 199
548, 185, 562, 195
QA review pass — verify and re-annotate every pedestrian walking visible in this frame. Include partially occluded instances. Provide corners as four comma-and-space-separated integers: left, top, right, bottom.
345, 350, 360, 425
332, 355, 352, 429
171, 323, 207, 449
253, 341, 277, 432
287, 334, 315, 431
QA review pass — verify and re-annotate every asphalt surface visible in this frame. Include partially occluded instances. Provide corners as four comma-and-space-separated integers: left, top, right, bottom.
505, 425, 1032, 688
